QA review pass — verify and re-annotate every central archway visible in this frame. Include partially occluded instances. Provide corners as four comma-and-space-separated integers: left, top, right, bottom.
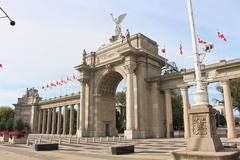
95, 71, 125, 137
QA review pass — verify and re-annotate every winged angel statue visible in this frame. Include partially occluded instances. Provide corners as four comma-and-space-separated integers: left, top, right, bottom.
110, 13, 127, 39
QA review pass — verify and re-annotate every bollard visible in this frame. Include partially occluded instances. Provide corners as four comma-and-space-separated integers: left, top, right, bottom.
119, 136, 121, 141
100, 137, 102, 143
26, 138, 29, 145
77, 137, 80, 144
86, 138, 88, 143
68, 138, 71, 144
107, 136, 109, 142
58, 137, 61, 145
113, 136, 115, 142
93, 137, 95, 143
39, 138, 41, 144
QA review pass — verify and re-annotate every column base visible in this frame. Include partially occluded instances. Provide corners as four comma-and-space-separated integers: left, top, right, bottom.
172, 149, 240, 160
76, 130, 87, 137
124, 130, 139, 140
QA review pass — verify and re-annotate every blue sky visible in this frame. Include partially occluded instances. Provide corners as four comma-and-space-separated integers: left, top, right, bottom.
0, 0, 239, 106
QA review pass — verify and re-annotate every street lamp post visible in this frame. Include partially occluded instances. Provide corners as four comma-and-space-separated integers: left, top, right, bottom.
0, 7, 15, 26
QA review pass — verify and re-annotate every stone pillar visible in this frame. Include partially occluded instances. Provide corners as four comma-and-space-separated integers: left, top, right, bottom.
181, 87, 190, 139
69, 105, 74, 135
77, 81, 86, 137
30, 105, 39, 133
124, 62, 136, 139
57, 106, 62, 135
46, 108, 52, 134
37, 109, 43, 133
42, 109, 46, 134
203, 83, 209, 103
77, 104, 80, 130
165, 89, 173, 138
223, 80, 237, 138
51, 107, 56, 134
63, 106, 68, 135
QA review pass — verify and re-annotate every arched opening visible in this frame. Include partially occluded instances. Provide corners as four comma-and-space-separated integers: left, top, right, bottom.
97, 71, 126, 136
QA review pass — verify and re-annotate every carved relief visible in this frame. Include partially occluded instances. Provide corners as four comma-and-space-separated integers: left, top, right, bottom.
123, 63, 136, 74
192, 115, 207, 136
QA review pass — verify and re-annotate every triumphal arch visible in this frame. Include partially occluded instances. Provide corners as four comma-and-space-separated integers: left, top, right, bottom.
75, 34, 166, 139
14, 32, 240, 141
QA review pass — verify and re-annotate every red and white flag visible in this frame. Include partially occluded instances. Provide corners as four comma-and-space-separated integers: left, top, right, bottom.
198, 37, 207, 44
61, 79, 67, 84
179, 42, 183, 55
218, 31, 227, 42
56, 81, 63, 86
161, 46, 166, 54
72, 75, 77, 80
0, 64, 3, 69
66, 77, 72, 82
51, 82, 56, 87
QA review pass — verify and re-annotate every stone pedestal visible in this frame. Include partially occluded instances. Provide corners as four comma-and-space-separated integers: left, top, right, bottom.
172, 105, 239, 160
124, 130, 139, 140
76, 130, 87, 137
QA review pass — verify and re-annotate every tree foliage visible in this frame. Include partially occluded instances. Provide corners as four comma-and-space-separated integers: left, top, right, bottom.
115, 91, 126, 106
6, 118, 14, 131
0, 121, 6, 131
0, 106, 14, 122
172, 89, 183, 130
14, 117, 24, 131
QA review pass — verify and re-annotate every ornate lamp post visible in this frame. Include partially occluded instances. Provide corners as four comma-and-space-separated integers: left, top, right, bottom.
0, 7, 15, 26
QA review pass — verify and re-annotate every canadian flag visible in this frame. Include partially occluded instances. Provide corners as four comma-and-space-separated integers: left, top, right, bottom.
56, 81, 63, 86
66, 77, 72, 82
61, 79, 67, 84
72, 75, 77, 80
179, 43, 183, 55
51, 82, 56, 87
198, 37, 207, 44
218, 32, 227, 42
0, 64, 3, 69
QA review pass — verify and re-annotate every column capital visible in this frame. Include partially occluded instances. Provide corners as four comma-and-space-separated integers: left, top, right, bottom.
123, 63, 136, 74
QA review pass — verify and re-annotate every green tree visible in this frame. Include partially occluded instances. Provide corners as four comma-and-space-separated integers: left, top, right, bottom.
0, 106, 14, 122
115, 91, 126, 106
115, 91, 126, 133
6, 118, 14, 131
172, 89, 183, 130
0, 121, 6, 131
14, 118, 24, 131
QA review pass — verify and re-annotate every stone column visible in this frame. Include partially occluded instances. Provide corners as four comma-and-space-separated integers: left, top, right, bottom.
51, 107, 56, 134
124, 62, 136, 139
77, 81, 86, 137
30, 105, 39, 133
203, 83, 209, 103
46, 108, 52, 134
77, 104, 80, 130
57, 106, 62, 135
37, 109, 43, 133
69, 105, 74, 135
223, 80, 237, 138
181, 87, 190, 139
63, 106, 68, 135
165, 89, 173, 138
42, 109, 46, 134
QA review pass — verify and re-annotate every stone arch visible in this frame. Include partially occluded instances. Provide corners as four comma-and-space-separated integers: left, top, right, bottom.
96, 68, 126, 97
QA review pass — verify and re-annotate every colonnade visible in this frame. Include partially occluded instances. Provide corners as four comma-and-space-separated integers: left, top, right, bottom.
37, 104, 80, 135
163, 79, 237, 139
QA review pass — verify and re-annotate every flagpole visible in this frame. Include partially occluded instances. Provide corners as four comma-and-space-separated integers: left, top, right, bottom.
187, 0, 208, 105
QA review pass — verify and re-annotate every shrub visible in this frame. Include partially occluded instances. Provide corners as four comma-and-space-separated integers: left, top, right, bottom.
6, 118, 14, 131
0, 121, 6, 131
14, 117, 24, 131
